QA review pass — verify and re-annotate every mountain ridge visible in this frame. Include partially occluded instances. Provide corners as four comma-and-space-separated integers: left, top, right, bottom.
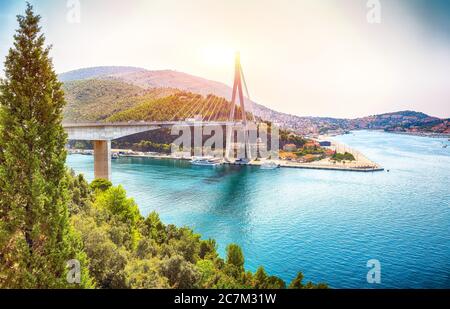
59, 66, 450, 135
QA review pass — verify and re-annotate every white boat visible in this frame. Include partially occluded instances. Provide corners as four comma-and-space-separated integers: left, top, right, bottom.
111, 153, 120, 160
260, 161, 280, 170
234, 158, 251, 165
190, 157, 223, 166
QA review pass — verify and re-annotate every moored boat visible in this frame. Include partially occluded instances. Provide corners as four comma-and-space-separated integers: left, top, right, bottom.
190, 157, 223, 166
260, 161, 280, 170
234, 158, 251, 165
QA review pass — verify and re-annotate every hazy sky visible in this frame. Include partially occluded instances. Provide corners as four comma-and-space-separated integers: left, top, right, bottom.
0, 0, 449, 118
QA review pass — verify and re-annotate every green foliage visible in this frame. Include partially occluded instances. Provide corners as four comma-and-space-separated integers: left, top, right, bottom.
167, 228, 201, 263
288, 272, 328, 289
160, 255, 200, 289
106, 92, 244, 123
94, 186, 141, 250
62, 79, 158, 122
196, 259, 217, 288
132, 140, 172, 153
294, 147, 325, 156
69, 176, 327, 289
69, 140, 92, 150
254, 266, 269, 288
125, 259, 169, 289
67, 170, 91, 214
95, 186, 140, 224
288, 272, 305, 289
63, 82, 251, 124
90, 178, 112, 192
332, 152, 355, 162
135, 237, 158, 259
226, 244, 245, 270
266, 276, 286, 289
0, 4, 93, 288
143, 211, 166, 244
280, 130, 307, 147
71, 214, 128, 288
199, 239, 218, 260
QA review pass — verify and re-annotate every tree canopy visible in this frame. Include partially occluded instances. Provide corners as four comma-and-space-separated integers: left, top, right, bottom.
0, 3, 92, 288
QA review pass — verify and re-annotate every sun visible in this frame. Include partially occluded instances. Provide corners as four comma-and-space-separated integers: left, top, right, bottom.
199, 46, 236, 68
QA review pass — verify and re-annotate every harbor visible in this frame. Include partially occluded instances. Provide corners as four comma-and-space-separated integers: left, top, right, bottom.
68, 136, 384, 173
68, 151, 384, 173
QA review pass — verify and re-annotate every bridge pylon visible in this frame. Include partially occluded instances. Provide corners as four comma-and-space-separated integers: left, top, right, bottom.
225, 52, 253, 161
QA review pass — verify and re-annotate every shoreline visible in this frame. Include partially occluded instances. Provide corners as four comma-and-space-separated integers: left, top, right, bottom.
384, 131, 450, 139
68, 131, 386, 173
68, 151, 384, 173
325, 129, 450, 139
120, 154, 385, 173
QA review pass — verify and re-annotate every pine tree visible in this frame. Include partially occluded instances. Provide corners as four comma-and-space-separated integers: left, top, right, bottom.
0, 3, 92, 288
225, 243, 245, 270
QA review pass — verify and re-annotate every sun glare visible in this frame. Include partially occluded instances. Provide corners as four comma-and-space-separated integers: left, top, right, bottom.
199, 46, 235, 68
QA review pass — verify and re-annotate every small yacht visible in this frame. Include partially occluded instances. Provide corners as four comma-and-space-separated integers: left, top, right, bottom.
260, 161, 280, 170
234, 158, 251, 165
190, 157, 223, 166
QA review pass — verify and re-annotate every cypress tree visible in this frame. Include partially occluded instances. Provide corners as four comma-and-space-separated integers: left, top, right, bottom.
0, 3, 92, 288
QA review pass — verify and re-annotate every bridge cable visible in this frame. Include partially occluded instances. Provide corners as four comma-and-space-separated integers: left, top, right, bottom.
190, 95, 214, 119
168, 95, 195, 121
207, 97, 222, 122
205, 96, 220, 121
204, 96, 219, 119
181, 96, 205, 120
240, 67, 256, 122
196, 95, 215, 120
225, 100, 237, 160
170, 96, 202, 121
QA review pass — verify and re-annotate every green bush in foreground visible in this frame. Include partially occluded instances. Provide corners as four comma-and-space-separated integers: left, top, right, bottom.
68, 172, 328, 289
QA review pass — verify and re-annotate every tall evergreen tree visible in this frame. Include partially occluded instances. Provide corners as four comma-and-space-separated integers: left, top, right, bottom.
0, 3, 92, 288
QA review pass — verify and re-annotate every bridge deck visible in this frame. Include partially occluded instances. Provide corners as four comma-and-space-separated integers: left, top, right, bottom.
62, 121, 244, 128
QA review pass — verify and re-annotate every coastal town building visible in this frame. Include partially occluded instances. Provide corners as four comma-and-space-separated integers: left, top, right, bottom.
283, 144, 297, 151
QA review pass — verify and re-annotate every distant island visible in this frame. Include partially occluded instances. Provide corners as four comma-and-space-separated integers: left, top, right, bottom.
60, 66, 450, 137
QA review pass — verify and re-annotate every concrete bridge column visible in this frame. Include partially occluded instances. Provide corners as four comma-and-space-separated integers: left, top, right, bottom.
93, 140, 111, 180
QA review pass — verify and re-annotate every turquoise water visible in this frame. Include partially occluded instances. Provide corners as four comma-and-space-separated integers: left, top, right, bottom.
67, 131, 450, 288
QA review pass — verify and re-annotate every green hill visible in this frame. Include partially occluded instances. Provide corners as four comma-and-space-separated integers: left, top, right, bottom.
63, 79, 180, 122
63, 79, 142, 121
63, 79, 246, 123
107, 93, 235, 122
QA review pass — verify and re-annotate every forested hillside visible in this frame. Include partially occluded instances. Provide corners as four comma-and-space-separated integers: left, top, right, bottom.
107, 93, 235, 122
63, 79, 248, 123
67, 174, 327, 289
63, 80, 179, 122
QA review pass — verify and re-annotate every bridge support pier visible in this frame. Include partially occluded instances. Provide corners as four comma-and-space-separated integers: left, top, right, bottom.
93, 140, 111, 180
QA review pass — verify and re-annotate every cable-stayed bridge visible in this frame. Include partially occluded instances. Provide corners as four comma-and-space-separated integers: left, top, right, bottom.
63, 53, 257, 180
